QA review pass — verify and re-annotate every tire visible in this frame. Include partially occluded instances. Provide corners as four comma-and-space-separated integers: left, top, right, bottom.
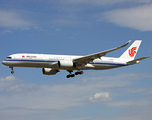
11, 71, 14, 74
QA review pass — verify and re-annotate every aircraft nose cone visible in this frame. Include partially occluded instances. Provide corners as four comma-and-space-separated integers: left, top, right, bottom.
2, 61, 6, 65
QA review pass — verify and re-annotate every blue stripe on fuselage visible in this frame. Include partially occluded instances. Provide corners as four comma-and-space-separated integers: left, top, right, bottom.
89, 62, 127, 66
4, 59, 127, 66
4, 59, 58, 63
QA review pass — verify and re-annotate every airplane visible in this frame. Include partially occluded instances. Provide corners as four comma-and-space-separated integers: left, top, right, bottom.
2, 40, 149, 78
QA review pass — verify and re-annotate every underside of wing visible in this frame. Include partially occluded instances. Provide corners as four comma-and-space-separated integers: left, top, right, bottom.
73, 40, 131, 68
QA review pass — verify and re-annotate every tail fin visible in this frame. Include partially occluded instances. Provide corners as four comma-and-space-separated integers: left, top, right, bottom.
119, 40, 142, 61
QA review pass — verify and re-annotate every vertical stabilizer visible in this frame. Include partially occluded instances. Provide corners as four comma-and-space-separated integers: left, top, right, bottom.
119, 40, 142, 61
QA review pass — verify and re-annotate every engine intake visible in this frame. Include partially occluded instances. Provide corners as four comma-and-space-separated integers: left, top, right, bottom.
42, 68, 59, 75
58, 60, 74, 69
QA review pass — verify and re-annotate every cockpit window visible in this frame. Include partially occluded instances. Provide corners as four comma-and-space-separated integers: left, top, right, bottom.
6, 57, 12, 59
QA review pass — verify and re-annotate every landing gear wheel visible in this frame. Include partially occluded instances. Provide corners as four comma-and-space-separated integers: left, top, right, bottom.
79, 71, 83, 75
79, 71, 84, 75
66, 74, 75, 78
75, 72, 79, 75
11, 71, 14, 74
75, 71, 84, 75
67, 75, 71, 78
71, 74, 75, 77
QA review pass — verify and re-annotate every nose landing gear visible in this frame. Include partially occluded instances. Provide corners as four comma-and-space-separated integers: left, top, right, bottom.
9, 66, 14, 74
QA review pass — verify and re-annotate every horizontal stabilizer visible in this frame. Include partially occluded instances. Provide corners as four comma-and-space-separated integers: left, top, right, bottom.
127, 56, 150, 65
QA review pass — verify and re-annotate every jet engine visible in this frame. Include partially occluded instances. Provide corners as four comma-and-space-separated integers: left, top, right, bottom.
58, 60, 74, 69
42, 68, 59, 75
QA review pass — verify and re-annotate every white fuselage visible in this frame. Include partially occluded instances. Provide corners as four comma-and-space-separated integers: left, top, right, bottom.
2, 53, 127, 71
2, 40, 148, 78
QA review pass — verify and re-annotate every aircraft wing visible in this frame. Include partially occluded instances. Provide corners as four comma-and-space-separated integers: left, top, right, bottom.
73, 40, 131, 67
127, 56, 150, 65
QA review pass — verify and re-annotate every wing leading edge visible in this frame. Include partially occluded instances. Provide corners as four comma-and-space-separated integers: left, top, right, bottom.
73, 40, 131, 67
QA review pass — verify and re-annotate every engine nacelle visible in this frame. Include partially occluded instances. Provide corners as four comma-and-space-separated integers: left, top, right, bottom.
58, 60, 74, 69
42, 68, 59, 75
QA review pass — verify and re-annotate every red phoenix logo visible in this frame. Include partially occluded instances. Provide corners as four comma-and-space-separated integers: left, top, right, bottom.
128, 47, 137, 57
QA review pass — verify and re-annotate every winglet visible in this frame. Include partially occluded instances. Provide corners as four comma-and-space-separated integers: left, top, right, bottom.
127, 40, 132, 44
116, 40, 131, 50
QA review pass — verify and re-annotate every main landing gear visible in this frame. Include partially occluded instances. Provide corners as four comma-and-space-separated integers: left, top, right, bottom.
75, 71, 83, 75
66, 70, 84, 78
9, 66, 14, 74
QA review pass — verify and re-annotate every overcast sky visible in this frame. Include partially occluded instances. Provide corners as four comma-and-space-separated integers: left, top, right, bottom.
0, 0, 152, 120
